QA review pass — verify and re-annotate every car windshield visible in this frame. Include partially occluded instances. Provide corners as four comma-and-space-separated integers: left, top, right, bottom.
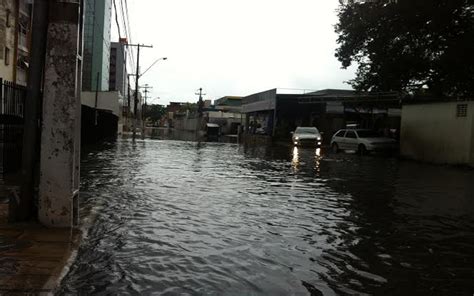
357, 130, 382, 138
296, 127, 319, 134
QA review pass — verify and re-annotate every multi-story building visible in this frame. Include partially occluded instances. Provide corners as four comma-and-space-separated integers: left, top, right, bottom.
82, 0, 112, 91
109, 38, 127, 96
0, 0, 32, 85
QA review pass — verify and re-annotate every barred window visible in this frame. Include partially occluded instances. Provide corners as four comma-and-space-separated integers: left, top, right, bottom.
456, 104, 467, 118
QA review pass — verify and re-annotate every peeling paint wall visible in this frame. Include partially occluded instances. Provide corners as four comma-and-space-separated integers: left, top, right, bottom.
39, 2, 81, 227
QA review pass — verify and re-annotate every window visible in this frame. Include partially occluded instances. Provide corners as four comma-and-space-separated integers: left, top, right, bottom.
456, 104, 467, 117
4, 47, 10, 65
334, 130, 344, 137
345, 131, 357, 138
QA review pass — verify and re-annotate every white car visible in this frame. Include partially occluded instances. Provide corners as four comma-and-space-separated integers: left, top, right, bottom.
330, 129, 397, 154
292, 127, 322, 147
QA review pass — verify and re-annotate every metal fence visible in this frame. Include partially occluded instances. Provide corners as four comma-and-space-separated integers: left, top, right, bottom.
0, 78, 26, 175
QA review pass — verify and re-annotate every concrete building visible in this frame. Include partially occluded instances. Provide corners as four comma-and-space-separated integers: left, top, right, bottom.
215, 96, 242, 113
0, 0, 32, 85
109, 38, 127, 96
211, 96, 243, 135
82, 0, 112, 91
241, 88, 402, 142
81, 91, 124, 144
401, 101, 474, 167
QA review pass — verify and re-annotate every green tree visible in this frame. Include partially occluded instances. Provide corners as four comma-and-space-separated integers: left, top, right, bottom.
144, 104, 166, 126
335, 0, 474, 97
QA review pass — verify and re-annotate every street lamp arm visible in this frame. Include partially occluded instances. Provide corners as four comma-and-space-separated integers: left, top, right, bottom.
140, 57, 167, 78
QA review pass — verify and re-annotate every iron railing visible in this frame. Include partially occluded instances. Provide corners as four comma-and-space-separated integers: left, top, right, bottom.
0, 78, 26, 175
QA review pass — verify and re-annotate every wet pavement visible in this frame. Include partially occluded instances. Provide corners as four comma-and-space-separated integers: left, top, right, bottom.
58, 139, 474, 295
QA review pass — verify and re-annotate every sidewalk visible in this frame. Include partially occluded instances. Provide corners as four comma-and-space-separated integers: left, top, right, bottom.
0, 191, 81, 295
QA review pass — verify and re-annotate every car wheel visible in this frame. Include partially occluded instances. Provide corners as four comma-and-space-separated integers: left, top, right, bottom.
358, 144, 367, 156
331, 143, 339, 153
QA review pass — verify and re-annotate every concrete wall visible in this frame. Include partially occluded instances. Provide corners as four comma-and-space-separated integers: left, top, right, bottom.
39, 2, 82, 227
401, 101, 474, 166
81, 91, 122, 116
173, 117, 201, 131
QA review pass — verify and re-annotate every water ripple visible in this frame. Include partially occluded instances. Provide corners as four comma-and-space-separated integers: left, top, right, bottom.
57, 140, 474, 295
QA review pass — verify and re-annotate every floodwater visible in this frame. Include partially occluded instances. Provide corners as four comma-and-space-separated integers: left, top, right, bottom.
58, 139, 474, 295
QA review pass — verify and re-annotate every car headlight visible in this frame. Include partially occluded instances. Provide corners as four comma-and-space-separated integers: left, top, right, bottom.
295, 137, 299, 140
317, 136, 321, 141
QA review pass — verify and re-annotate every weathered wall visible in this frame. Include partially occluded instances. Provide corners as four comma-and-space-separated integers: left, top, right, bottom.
0, 0, 15, 81
39, 2, 81, 227
401, 101, 474, 166
173, 117, 201, 131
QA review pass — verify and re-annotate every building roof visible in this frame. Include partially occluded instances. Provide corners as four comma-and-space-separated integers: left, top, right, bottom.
214, 96, 242, 106
305, 89, 357, 96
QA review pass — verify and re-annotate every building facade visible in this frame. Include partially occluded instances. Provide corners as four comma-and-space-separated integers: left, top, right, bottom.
241, 88, 402, 141
0, 0, 32, 85
83, 0, 112, 91
109, 38, 127, 96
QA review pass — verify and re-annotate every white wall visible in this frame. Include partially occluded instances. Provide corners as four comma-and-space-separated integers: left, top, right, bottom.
81, 91, 122, 117
401, 101, 474, 166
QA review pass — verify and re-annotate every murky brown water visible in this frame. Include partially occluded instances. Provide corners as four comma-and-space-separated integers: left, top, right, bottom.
58, 139, 474, 295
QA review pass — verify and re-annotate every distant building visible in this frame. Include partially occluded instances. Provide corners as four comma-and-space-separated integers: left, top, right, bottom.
241, 88, 401, 141
215, 96, 242, 112
401, 100, 474, 167
109, 39, 127, 96
0, 0, 32, 85
82, 0, 112, 91
209, 96, 244, 135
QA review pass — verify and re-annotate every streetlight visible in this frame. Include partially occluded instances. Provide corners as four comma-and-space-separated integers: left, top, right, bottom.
127, 57, 167, 137
140, 57, 167, 78
139, 58, 167, 138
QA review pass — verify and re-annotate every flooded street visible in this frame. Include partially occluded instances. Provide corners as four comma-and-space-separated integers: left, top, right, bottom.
59, 139, 474, 295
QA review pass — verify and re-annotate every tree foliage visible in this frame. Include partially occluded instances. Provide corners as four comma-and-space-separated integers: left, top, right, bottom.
144, 104, 166, 125
335, 0, 474, 97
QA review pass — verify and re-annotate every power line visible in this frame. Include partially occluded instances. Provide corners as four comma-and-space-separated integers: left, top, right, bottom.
112, 0, 122, 40
121, 0, 135, 72
119, 0, 134, 70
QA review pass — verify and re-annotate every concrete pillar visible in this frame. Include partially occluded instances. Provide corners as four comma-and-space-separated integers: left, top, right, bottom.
38, 1, 82, 227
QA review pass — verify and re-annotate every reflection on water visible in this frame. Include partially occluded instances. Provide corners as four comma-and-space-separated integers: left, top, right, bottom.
59, 139, 474, 295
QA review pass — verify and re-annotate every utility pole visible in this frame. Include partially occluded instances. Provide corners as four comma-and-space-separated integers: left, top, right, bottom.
125, 43, 153, 140
126, 73, 135, 132
195, 88, 206, 141
141, 84, 152, 138
195, 87, 206, 117
94, 71, 100, 126
127, 75, 131, 130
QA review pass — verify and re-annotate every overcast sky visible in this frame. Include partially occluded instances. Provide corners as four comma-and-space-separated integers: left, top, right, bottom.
112, 0, 356, 105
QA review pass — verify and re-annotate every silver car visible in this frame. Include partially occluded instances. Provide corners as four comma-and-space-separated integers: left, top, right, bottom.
292, 127, 322, 147
330, 129, 397, 154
